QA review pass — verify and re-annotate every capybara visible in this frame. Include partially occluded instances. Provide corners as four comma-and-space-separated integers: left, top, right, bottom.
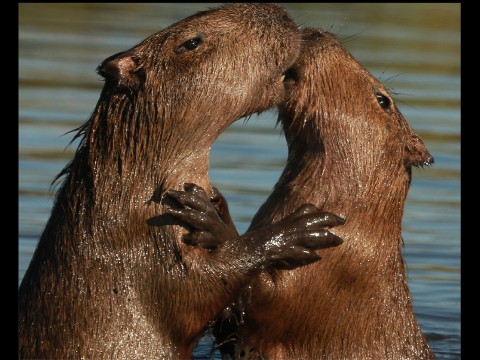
171, 28, 436, 359
17, 6, 346, 359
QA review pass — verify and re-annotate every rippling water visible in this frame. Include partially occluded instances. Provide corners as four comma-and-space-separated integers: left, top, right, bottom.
19, 4, 460, 359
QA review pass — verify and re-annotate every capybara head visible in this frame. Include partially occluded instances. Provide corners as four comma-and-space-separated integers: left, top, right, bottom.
59, 3, 303, 209
281, 29, 433, 184
95, 3, 301, 141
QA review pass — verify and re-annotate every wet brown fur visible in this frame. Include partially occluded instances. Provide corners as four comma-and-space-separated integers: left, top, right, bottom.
17, 4, 301, 359
228, 29, 436, 359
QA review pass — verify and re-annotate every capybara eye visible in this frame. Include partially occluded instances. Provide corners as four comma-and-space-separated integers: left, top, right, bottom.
375, 91, 392, 113
175, 36, 204, 54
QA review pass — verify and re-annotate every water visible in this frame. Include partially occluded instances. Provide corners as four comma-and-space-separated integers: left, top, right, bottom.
19, 3, 460, 359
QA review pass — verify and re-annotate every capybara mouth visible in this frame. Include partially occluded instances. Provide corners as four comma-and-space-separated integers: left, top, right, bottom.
422, 155, 434, 166
405, 134, 435, 168
413, 153, 435, 168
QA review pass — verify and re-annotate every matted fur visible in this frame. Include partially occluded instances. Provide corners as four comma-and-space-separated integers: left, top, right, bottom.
218, 29, 436, 359
18, 4, 301, 359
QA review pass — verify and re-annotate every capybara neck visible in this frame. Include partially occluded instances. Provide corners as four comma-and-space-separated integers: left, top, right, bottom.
68, 84, 214, 214
18, 3, 301, 359
243, 29, 435, 359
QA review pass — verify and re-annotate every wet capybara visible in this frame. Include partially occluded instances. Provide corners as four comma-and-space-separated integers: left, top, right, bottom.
235, 28, 436, 359
17, 5, 346, 359
171, 29, 436, 359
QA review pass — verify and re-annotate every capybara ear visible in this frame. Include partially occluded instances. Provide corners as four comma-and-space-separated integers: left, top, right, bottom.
97, 51, 145, 90
404, 134, 434, 167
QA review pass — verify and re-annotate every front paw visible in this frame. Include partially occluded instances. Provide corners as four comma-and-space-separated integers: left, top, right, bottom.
165, 183, 238, 249
259, 204, 345, 269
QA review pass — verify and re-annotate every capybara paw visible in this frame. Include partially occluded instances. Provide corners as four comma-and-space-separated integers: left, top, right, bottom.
182, 230, 224, 249
165, 183, 212, 212
268, 246, 322, 270
165, 183, 238, 249
211, 186, 228, 208
257, 205, 345, 269
287, 204, 345, 227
